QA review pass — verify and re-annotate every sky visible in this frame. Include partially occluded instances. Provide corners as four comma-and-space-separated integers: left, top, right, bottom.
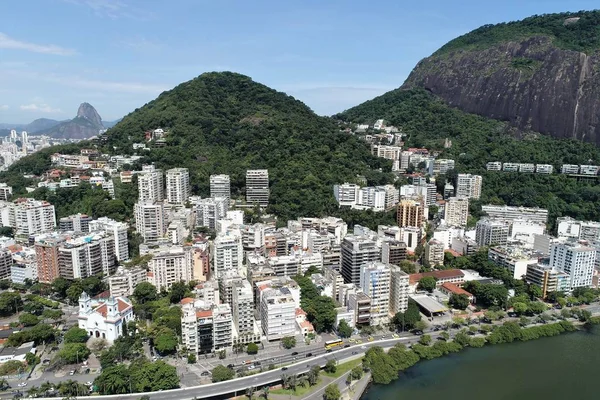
0, 0, 598, 123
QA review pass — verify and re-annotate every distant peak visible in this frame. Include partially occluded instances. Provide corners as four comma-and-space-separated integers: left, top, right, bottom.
76, 102, 103, 127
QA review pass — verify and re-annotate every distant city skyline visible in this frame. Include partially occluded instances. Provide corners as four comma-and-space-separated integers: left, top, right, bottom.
0, 0, 596, 123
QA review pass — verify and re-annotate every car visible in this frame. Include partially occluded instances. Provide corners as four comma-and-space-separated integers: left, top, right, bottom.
227, 364, 235, 369
69, 370, 75, 376
306, 353, 313, 357
361, 346, 366, 349
17, 382, 27, 387
42, 359, 51, 364
344, 344, 351, 348
200, 371, 210, 376
291, 352, 298, 356
85, 381, 93, 386
281, 367, 288, 371
326, 349, 332, 353
352, 351, 358, 355
412, 330, 424, 336
248, 365, 256, 370
392, 334, 399, 338
368, 336, 374, 342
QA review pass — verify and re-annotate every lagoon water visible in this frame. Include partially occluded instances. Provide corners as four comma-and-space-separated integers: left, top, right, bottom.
361, 325, 599, 400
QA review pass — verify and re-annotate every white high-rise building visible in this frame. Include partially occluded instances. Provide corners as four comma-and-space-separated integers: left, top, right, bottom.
390, 266, 409, 314
359, 262, 391, 322
147, 245, 194, 291
58, 233, 116, 279
88, 217, 129, 261
108, 267, 147, 297
196, 197, 228, 230
341, 235, 380, 285
210, 175, 231, 204
475, 219, 509, 247
134, 201, 166, 243
213, 233, 243, 278
259, 287, 296, 340
549, 242, 595, 290
166, 168, 190, 204
0, 184, 12, 201
11, 198, 56, 240
333, 183, 360, 207
138, 165, 164, 202
21, 131, 28, 146
246, 169, 269, 207
455, 174, 482, 200
232, 280, 259, 344
481, 205, 548, 224
444, 196, 469, 227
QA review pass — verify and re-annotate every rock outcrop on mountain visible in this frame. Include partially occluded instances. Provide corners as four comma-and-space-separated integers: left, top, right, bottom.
42, 103, 104, 139
402, 11, 600, 146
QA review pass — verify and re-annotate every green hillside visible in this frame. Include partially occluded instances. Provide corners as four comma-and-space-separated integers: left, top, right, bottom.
335, 88, 600, 227
435, 10, 600, 55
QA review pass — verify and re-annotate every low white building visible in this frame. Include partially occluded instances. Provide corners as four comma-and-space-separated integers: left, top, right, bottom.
77, 292, 134, 343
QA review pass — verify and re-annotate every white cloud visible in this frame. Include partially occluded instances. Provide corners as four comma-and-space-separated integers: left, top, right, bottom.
0, 33, 76, 56
64, 0, 154, 20
20, 103, 62, 113
55, 75, 170, 94
0, 105, 9, 110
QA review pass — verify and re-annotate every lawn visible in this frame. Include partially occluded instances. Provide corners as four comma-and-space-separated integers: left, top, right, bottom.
270, 378, 322, 397
322, 358, 363, 378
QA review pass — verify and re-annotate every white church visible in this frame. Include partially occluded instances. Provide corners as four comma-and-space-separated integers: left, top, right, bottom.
78, 292, 134, 343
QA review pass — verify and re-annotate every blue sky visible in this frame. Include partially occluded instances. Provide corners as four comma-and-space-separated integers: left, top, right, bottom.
0, 0, 597, 123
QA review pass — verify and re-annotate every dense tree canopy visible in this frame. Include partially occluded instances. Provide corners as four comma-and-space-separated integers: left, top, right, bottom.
294, 274, 337, 332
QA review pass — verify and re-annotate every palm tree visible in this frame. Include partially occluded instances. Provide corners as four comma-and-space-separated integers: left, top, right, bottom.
261, 386, 270, 399
280, 373, 288, 389
246, 386, 255, 400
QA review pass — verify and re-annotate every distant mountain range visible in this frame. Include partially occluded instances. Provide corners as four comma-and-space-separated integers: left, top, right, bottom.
0, 104, 122, 139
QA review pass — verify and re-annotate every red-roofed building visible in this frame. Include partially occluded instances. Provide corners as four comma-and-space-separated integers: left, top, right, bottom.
299, 320, 315, 336
440, 282, 475, 303
409, 269, 465, 290
180, 297, 195, 305
77, 291, 134, 342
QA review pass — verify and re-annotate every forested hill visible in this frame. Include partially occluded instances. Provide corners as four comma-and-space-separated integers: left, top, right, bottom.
104, 72, 392, 221
335, 88, 600, 227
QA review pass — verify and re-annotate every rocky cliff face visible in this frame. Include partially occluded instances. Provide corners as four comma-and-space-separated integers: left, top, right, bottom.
44, 103, 104, 139
403, 36, 600, 146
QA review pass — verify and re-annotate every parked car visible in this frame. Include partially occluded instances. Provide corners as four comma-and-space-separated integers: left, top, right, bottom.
306, 353, 313, 357
344, 344, 350, 348
281, 367, 288, 371
248, 365, 256, 370
69, 370, 75, 376
291, 352, 298, 356
227, 364, 235, 369
17, 382, 27, 387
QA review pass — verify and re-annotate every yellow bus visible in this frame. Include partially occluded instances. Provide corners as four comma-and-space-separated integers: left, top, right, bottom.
324, 339, 344, 350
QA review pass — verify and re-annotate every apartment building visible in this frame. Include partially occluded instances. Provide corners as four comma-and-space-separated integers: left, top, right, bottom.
486, 162, 502, 171
59, 213, 92, 233
340, 235, 380, 285
213, 233, 243, 278
381, 240, 407, 266
58, 233, 116, 279
333, 183, 359, 207
35, 233, 67, 283
549, 242, 595, 290
0, 183, 12, 201
232, 280, 260, 344
260, 287, 296, 340
134, 201, 166, 243
525, 263, 570, 298
0, 250, 12, 280
455, 174, 482, 200
166, 168, 190, 204
213, 304, 233, 351
390, 265, 410, 314
138, 165, 164, 202
210, 174, 231, 204
147, 245, 193, 291
396, 199, 424, 228
475, 219, 509, 246
481, 205, 548, 224
488, 246, 537, 280
246, 169, 269, 207
108, 267, 147, 297
89, 217, 129, 262
444, 196, 469, 227
359, 262, 391, 322
196, 197, 228, 230
181, 300, 233, 354
424, 239, 445, 267
12, 198, 56, 240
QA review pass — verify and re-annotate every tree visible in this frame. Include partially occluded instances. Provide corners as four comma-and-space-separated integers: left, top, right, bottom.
187, 353, 196, 364
66, 284, 84, 305
247, 342, 259, 355
419, 334, 432, 345
281, 336, 296, 349
58, 343, 91, 364
25, 352, 39, 366
90, 338, 108, 354
253, 386, 265, 400
23, 301, 45, 316
246, 386, 255, 400
337, 319, 353, 338
63, 327, 89, 344
324, 360, 337, 373
417, 276, 437, 292
95, 364, 130, 394
308, 365, 320, 386
218, 350, 226, 359
362, 346, 397, 384
133, 282, 158, 304
449, 294, 470, 310
42, 308, 64, 323
350, 366, 363, 380
528, 284, 543, 300
154, 329, 178, 355
324, 384, 341, 400
19, 313, 39, 327
0, 291, 22, 316
528, 301, 547, 315
168, 282, 190, 304
211, 365, 234, 382
129, 360, 179, 392
513, 302, 528, 315
414, 320, 428, 332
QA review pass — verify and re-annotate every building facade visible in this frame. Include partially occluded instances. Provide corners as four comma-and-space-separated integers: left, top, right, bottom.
166, 168, 190, 204
246, 169, 269, 207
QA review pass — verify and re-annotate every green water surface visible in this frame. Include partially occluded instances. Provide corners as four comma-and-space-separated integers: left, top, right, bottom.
361, 325, 599, 400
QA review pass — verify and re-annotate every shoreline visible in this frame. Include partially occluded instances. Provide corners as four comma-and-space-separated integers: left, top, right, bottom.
356, 318, 599, 399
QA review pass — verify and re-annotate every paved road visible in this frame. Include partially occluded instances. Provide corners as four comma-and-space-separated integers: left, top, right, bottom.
30, 337, 411, 400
